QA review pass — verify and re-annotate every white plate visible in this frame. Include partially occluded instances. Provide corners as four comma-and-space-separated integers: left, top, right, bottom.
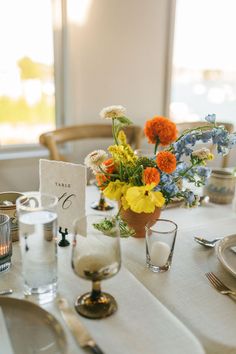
216, 234, 236, 278
0, 297, 67, 354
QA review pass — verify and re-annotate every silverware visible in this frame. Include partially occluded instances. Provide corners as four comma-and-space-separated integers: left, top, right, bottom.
0, 289, 13, 296
194, 235, 236, 253
57, 297, 105, 354
194, 236, 222, 248
205, 272, 236, 299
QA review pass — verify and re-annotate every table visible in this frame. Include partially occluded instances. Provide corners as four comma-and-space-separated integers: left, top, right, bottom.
1, 186, 236, 354
87, 186, 236, 354
0, 235, 204, 354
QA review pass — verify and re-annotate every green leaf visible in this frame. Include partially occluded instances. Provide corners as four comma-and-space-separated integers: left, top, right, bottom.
116, 116, 133, 126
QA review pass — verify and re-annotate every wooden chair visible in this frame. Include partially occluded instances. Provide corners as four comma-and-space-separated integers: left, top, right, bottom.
176, 121, 234, 168
39, 124, 143, 161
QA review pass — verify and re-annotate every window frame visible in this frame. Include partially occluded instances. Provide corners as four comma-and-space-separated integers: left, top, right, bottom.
164, 0, 177, 117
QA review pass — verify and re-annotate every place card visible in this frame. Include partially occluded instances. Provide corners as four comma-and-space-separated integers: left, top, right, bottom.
39, 159, 86, 233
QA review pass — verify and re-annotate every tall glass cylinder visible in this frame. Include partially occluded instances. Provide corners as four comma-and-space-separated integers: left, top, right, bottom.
16, 192, 58, 304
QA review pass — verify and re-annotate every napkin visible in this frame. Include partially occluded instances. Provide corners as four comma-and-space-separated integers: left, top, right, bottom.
0, 306, 14, 354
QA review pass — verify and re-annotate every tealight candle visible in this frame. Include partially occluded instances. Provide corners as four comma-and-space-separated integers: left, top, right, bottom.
0, 244, 9, 257
150, 241, 171, 267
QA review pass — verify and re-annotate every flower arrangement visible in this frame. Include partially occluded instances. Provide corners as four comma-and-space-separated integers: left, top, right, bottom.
85, 106, 236, 236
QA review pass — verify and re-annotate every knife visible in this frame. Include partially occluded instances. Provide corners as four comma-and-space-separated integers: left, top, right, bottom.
57, 297, 105, 354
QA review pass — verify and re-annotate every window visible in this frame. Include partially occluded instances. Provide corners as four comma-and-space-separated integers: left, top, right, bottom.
0, 0, 55, 146
170, 0, 236, 125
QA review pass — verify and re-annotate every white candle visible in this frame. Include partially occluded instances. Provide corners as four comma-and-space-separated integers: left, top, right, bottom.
150, 241, 171, 267
74, 254, 113, 277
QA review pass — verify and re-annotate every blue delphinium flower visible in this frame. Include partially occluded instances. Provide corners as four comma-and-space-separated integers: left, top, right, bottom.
160, 173, 172, 184
162, 182, 180, 197
197, 166, 211, 178
183, 189, 199, 207
228, 133, 236, 148
205, 114, 216, 124
175, 161, 188, 173
201, 131, 212, 143
185, 133, 197, 145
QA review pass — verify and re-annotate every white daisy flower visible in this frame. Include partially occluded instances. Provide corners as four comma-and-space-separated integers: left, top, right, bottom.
192, 148, 211, 160
84, 150, 108, 172
99, 105, 126, 119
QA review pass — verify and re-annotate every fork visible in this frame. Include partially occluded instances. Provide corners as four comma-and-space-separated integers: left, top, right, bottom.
205, 272, 236, 299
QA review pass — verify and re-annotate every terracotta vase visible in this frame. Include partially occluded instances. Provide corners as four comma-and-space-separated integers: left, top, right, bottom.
119, 205, 161, 238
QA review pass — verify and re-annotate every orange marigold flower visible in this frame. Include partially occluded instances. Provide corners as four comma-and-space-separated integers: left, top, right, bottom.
156, 151, 176, 174
103, 158, 115, 174
96, 174, 107, 190
144, 116, 177, 146
143, 167, 160, 186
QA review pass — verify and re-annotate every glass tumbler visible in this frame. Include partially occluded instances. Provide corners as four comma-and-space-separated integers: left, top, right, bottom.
16, 192, 58, 304
0, 214, 11, 273
146, 218, 178, 272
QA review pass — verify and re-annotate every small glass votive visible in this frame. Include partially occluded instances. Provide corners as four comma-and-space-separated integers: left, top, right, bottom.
0, 214, 12, 273
145, 218, 178, 272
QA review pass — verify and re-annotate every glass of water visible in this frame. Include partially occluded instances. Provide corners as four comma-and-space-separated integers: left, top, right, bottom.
16, 192, 58, 304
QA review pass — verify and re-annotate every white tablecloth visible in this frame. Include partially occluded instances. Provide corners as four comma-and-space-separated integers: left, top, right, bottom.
0, 237, 204, 354
1, 186, 236, 354
87, 186, 236, 354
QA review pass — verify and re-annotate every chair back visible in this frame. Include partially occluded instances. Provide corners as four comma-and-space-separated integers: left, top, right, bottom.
39, 124, 143, 161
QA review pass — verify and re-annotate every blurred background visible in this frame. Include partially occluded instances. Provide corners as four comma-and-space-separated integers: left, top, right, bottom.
1, 0, 236, 191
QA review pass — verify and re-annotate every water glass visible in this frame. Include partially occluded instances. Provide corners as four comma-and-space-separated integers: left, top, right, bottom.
16, 192, 58, 304
0, 214, 11, 273
145, 218, 178, 272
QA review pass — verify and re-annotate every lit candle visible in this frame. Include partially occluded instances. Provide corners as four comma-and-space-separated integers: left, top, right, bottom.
150, 241, 171, 267
0, 244, 9, 257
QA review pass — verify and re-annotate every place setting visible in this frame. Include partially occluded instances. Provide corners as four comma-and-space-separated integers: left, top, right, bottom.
193, 220, 236, 301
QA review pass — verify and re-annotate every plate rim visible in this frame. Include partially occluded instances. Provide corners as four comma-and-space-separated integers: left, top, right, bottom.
0, 296, 68, 353
216, 234, 236, 278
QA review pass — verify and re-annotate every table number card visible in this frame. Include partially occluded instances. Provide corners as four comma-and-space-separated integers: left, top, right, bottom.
39, 159, 86, 233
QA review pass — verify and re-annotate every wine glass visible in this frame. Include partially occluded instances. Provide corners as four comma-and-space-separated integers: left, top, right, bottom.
71, 214, 121, 319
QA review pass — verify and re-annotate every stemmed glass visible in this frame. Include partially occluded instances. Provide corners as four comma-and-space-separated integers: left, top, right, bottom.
72, 214, 121, 319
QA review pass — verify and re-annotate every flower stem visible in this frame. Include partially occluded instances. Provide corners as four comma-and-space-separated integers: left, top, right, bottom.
112, 118, 119, 145
174, 163, 196, 183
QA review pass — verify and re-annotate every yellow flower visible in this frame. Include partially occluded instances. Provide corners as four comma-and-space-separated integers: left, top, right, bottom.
120, 183, 131, 210
103, 180, 126, 200
108, 144, 137, 166
118, 130, 127, 145
208, 153, 214, 161
125, 183, 165, 213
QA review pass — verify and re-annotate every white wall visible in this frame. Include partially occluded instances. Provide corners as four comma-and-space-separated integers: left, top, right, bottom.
67, 0, 174, 163
67, 0, 172, 125
0, 157, 40, 193
0, 0, 174, 192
